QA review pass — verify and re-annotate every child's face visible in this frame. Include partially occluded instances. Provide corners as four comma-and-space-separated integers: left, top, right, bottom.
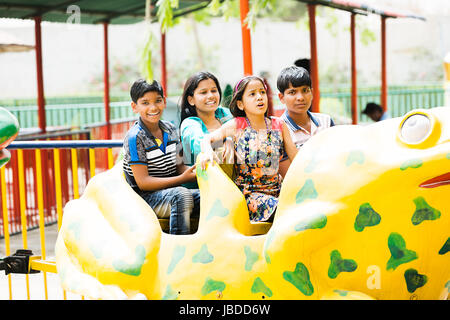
188, 78, 220, 115
131, 91, 166, 128
278, 83, 313, 116
237, 79, 268, 117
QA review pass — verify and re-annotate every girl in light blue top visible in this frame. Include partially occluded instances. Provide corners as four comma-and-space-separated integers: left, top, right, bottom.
179, 71, 234, 188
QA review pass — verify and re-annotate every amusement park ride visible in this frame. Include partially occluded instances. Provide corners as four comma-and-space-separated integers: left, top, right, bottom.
1, 105, 449, 300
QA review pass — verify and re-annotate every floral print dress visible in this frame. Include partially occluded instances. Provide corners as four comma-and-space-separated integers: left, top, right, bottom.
234, 117, 284, 222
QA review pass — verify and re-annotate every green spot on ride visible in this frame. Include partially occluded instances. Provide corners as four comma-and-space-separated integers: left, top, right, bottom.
294, 213, 327, 232
201, 277, 226, 296
411, 196, 441, 225
400, 158, 423, 170
167, 245, 186, 274
112, 245, 146, 276
283, 262, 314, 296
196, 165, 208, 180
354, 203, 381, 232
386, 233, 417, 271
263, 229, 276, 264
328, 250, 357, 279
244, 246, 259, 271
206, 199, 229, 221
295, 179, 318, 204
334, 289, 349, 297
251, 277, 273, 297
162, 284, 179, 300
0, 107, 19, 148
404, 269, 428, 293
438, 238, 450, 255
192, 244, 214, 264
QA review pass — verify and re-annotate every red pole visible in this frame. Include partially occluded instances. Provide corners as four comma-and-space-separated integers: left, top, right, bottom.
239, 0, 253, 75
381, 16, 387, 112
161, 30, 167, 96
103, 22, 111, 140
34, 16, 46, 133
308, 4, 320, 112
351, 13, 358, 124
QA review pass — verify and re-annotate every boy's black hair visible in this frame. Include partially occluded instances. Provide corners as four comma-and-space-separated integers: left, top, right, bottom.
294, 58, 310, 73
362, 102, 383, 115
130, 79, 164, 103
277, 65, 311, 93
179, 71, 222, 126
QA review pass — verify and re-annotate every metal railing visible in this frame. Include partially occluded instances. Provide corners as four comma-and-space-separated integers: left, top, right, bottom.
1, 140, 123, 237
2, 86, 445, 128
1, 140, 123, 300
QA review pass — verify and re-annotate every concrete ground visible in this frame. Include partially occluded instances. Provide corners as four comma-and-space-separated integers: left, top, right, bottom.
0, 223, 82, 300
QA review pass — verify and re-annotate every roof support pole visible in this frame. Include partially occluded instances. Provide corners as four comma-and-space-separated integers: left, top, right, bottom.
239, 0, 253, 75
161, 30, 167, 96
350, 13, 358, 124
34, 16, 46, 133
103, 22, 111, 139
381, 16, 387, 112
308, 4, 320, 112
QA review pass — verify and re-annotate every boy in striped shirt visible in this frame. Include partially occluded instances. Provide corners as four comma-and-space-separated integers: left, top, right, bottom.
123, 79, 199, 234
277, 66, 335, 177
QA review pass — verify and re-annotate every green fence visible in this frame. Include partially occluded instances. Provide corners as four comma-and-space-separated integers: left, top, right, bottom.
318, 85, 445, 123
3, 101, 133, 128
1, 85, 445, 129
2, 98, 180, 129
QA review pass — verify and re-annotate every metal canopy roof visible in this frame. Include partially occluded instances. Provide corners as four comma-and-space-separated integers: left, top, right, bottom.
0, 0, 426, 25
0, 0, 212, 24
296, 0, 426, 20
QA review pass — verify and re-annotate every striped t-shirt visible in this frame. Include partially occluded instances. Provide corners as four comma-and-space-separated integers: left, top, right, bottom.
122, 118, 182, 191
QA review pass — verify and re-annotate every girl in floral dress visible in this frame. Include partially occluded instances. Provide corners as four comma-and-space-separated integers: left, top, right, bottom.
199, 75, 298, 222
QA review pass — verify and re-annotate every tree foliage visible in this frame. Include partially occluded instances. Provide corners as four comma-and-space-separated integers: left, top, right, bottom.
140, 0, 377, 85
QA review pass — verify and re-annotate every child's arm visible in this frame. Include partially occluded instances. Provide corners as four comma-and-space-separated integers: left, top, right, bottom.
281, 122, 298, 162
131, 164, 196, 192
198, 119, 236, 170
278, 158, 290, 178
180, 119, 205, 164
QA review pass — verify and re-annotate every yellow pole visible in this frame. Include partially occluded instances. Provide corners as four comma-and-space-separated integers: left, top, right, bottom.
70, 148, 84, 300
53, 149, 66, 300
53, 150, 63, 229
71, 149, 79, 199
107, 148, 114, 169
1, 166, 13, 299
35, 149, 48, 299
17, 149, 30, 299
89, 148, 96, 178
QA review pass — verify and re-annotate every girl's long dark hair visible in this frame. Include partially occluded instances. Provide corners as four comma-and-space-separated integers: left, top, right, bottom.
179, 71, 222, 126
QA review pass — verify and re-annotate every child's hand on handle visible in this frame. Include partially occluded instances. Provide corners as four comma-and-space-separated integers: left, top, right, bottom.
181, 164, 197, 182
199, 134, 217, 170
198, 151, 219, 171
